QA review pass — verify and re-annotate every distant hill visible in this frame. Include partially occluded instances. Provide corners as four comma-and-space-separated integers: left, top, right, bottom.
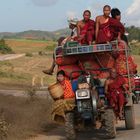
0, 28, 71, 41
0, 26, 140, 41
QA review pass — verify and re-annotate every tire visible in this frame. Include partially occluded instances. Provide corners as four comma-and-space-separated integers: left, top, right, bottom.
124, 106, 135, 129
135, 94, 139, 104
104, 109, 116, 139
65, 112, 76, 140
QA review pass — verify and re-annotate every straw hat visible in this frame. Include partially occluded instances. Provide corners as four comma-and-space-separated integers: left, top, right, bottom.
68, 18, 78, 25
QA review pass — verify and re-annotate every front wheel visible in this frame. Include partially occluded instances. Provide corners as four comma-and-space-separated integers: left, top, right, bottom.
65, 112, 76, 140
124, 106, 135, 129
103, 109, 116, 139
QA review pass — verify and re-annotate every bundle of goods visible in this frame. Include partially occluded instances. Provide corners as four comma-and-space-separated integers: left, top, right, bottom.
58, 64, 81, 79
78, 54, 101, 75
117, 41, 127, 55
116, 55, 137, 75
123, 77, 135, 89
55, 56, 78, 66
95, 52, 115, 69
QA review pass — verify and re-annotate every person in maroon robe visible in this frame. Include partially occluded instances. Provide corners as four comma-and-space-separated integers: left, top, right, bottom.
95, 5, 125, 44
111, 8, 128, 44
105, 69, 128, 119
77, 10, 95, 45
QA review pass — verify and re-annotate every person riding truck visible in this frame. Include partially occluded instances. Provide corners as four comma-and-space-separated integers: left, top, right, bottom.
105, 69, 128, 119
111, 8, 128, 44
52, 70, 75, 124
95, 5, 125, 44
77, 10, 95, 45
43, 19, 78, 75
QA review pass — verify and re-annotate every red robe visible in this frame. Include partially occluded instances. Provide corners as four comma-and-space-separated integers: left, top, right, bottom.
80, 19, 95, 45
106, 76, 127, 114
96, 17, 125, 44
109, 18, 125, 40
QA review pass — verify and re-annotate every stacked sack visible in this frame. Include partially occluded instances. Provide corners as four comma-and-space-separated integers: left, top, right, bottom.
115, 41, 137, 89
116, 54, 137, 75
95, 52, 115, 79
56, 55, 81, 79
78, 54, 100, 75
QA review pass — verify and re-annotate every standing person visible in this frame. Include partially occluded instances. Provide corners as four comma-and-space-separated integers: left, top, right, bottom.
95, 5, 125, 44
77, 10, 95, 45
105, 69, 128, 119
43, 19, 78, 75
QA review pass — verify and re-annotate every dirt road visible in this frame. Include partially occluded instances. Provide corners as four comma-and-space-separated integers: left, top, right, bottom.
0, 54, 25, 61
28, 104, 140, 140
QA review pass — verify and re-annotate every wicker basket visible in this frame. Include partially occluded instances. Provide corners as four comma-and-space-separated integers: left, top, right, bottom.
48, 83, 64, 99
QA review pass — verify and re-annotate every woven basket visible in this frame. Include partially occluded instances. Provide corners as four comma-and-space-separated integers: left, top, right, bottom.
48, 83, 64, 99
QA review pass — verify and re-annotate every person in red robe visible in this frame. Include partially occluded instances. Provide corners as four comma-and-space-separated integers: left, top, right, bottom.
105, 69, 128, 119
77, 10, 95, 45
95, 5, 125, 44
111, 8, 128, 44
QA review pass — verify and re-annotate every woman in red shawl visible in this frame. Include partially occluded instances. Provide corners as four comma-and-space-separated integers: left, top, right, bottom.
105, 69, 128, 119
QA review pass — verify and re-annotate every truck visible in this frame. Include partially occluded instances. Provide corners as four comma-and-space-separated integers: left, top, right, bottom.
54, 40, 136, 139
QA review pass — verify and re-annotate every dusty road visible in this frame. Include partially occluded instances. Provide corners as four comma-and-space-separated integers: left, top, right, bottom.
0, 53, 25, 61
28, 104, 140, 140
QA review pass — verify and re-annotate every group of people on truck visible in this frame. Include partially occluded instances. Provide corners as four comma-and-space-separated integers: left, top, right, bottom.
49, 5, 133, 121
43, 5, 126, 75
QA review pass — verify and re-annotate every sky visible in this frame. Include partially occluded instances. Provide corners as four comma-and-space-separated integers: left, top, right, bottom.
0, 0, 139, 32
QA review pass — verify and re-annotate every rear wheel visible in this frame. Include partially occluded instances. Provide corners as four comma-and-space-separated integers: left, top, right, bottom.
65, 112, 76, 140
135, 94, 139, 104
124, 106, 135, 129
103, 109, 116, 139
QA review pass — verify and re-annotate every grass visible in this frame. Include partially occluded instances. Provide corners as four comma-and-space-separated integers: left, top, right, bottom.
0, 94, 55, 140
5, 39, 56, 54
0, 39, 56, 89
130, 42, 140, 55
0, 54, 56, 89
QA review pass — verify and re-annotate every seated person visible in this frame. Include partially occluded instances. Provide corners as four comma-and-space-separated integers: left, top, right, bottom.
95, 5, 125, 44
43, 19, 78, 75
57, 70, 75, 99
105, 69, 128, 119
77, 10, 95, 45
111, 8, 128, 44
51, 70, 75, 124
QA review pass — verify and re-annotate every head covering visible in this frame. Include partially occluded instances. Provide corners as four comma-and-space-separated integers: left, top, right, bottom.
68, 18, 78, 25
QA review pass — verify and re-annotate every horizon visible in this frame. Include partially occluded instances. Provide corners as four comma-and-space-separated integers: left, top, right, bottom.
0, 0, 140, 32
0, 25, 139, 33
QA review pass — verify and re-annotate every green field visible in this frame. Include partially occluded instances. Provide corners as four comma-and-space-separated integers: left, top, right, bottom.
5, 39, 56, 53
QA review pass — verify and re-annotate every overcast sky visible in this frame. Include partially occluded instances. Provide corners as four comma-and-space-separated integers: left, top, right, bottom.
0, 0, 139, 32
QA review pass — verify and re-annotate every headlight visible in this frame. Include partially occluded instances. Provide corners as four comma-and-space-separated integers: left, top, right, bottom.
78, 91, 88, 97
76, 89, 90, 99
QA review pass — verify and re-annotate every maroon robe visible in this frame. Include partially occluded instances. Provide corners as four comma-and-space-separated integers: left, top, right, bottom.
80, 19, 95, 45
96, 17, 125, 44
106, 76, 127, 115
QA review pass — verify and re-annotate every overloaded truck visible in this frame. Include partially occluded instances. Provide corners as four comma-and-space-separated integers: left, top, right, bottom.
51, 40, 137, 139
